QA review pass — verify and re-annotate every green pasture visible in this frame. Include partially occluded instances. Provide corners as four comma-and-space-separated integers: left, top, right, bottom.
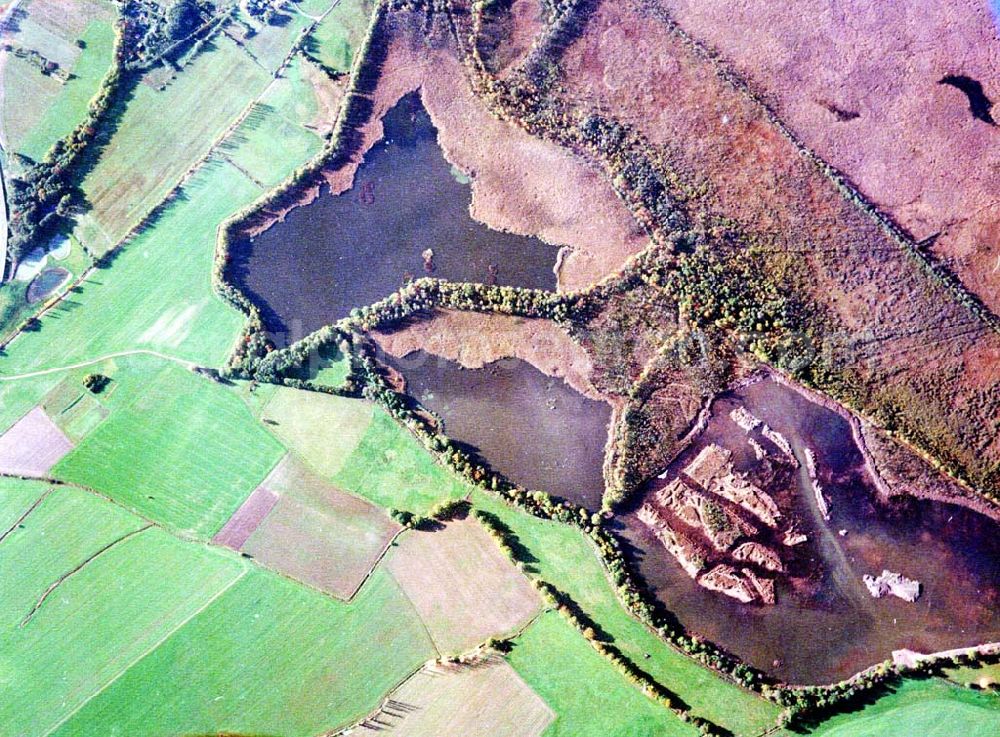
0, 488, 246, 737
52, 357, 284, 537
16, 20, 117, 161
473, 492, 782, 736
258, 385, 374, 479
52, 567, 436, 737
0, 477, 54, 532
334, 407, 471, 515
508, 611, 699, 737
259, 53, 323, 126
0, 160, 257, 373
307, 0, 373, 73
0, 486, 147, 631
806, 677, 1000, 737
221, 100, 323, 187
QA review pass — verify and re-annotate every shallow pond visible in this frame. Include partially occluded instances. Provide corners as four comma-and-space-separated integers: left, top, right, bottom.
26, 267, 71, 304
388, 350, 612, 510
229, 92, 561, 345
620, 376, 1000, 684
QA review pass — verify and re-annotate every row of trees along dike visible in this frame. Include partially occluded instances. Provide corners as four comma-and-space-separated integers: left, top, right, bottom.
474, 509, 726, 737
5, 0, 229, 277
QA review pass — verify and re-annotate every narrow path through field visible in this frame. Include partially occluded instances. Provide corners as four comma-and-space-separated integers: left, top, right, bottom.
0, 349, 198, 381
20, 524, 153, 627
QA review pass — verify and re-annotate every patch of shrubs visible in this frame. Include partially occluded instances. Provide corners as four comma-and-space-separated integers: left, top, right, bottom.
82, 373, 110, 393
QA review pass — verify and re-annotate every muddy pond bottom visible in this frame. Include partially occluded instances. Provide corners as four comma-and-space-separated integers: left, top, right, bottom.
620, 376, 1000, 684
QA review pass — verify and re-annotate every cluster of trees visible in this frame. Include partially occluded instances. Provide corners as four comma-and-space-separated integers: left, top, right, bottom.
245, 0, 282, 24
0, 44, 66, 79
5, 26, 126, 269
117, 0, 214, 67
82, 373, 110, 393
388, 498, 469, 529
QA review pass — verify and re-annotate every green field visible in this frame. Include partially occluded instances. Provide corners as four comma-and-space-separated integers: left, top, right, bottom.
52, 357, 284, 536
0, 477, 53, 532
0, 484, 247, 737
257, 53, 327, 129
334, 407, 472, 514
73, 32, 271, 252
307, 0, 373, 72
16, 19, 117, 161
256, 387, 469, 515
0, 486, 147, 634
52, 567, 436, 737
258, 385, 374, 478
0, 160, 256, 373
509, 611, 699, 737
806, 678, 1000, 737
473, 492, 780, 736
222, 100, 324, 187
0, 0, 116, 158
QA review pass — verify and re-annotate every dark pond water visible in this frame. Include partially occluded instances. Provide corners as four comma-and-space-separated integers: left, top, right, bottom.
229, 92, 561, 345
620, 376, 1000, 684
388, 350, 612, 510
26, 267, 71, 304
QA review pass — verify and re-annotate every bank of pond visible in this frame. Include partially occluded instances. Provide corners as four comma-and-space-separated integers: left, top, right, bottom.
228, 92, 561, 345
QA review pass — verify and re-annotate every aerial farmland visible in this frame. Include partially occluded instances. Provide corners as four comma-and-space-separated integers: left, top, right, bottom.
0, 1, 999, 735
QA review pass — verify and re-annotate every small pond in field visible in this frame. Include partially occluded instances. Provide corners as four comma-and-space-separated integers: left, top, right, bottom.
26, 267, 71, 304
388, 350, 612, 510
228, 91, 561, 346
618, 376, 1000, 684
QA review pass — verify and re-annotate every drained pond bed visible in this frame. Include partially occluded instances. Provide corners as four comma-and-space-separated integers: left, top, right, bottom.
387, 350, 612, 510
228, 92, 562, 345
620, 376, 1000, 685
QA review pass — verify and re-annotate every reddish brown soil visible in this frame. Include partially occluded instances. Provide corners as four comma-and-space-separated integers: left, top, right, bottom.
0, 407, 74, 477
555, 0, 1000, 492
231, 454, 402, 600
373, 308, 604, 400
211, 485, 279, 549
656, 0, 1000, 315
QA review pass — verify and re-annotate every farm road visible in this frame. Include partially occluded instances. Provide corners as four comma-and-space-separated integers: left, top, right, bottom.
0, 349, 197, 381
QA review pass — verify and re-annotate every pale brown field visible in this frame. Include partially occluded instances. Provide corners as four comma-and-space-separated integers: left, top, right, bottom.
215, 454, 401, 599
346, 656, 554, 737
374, 308, 604, 401
386, 517, 541, 654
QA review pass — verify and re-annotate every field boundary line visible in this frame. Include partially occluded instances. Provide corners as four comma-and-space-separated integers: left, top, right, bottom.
21, 523, 153, 627
384, 558, 443, 661
38, 566, 249, 737
0, 349, 197, 381
0, 486, 53, 544
341, 524, 407, 602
